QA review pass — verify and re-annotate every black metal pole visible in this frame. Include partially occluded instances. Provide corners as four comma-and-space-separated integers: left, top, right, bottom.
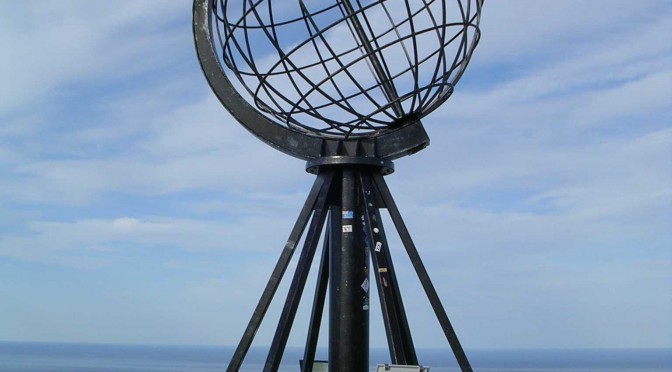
329, 168, 369, 372
227, 172, 333, 372
373, 173, 473, 372
301, 216, 331, 372
360, 173, 417, 365
264, 175, 333, 371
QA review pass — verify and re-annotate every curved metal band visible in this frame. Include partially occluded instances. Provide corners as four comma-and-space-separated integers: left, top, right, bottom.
192, 0, 429, 161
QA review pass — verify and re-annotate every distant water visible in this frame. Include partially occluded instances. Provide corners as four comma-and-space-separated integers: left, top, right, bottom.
0, 342, 670, 371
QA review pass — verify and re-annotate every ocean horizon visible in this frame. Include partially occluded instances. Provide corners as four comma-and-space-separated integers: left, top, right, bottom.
0, 341, 670, 371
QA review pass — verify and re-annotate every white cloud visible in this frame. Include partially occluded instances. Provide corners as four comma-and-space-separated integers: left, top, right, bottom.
0, 2, 186, 115
477, 0, 667, 64
0, 213, 301, 267
569, 69, 672, 126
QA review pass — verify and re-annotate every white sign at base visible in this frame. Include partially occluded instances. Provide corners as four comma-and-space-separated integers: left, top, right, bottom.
375, 364, 430, 372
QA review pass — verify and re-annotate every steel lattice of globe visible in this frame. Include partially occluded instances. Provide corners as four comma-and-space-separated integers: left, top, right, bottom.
195, 0, 481, 160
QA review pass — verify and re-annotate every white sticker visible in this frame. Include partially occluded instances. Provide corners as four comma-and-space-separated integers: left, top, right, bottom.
361, 278, 369, 292
342, 225, 353, 233
374, 241, 383, 252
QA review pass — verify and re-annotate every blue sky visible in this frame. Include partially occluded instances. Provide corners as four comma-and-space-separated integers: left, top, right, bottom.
0, 1, 670, 351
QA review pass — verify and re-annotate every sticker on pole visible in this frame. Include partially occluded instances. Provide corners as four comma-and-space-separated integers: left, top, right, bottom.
342, 225, 353, 233
361, 278, 369, 293
342, 210, 354, 219
374, 241, 383, 252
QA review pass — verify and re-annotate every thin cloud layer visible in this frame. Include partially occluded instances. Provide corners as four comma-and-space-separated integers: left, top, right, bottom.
0, 1, 670, 348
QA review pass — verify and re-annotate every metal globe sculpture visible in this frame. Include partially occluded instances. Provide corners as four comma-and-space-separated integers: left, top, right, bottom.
195, 0, 481, 160
193, 1, 483, 371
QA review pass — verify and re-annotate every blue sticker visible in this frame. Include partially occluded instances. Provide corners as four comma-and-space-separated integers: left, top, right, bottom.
342, 210, 354, 219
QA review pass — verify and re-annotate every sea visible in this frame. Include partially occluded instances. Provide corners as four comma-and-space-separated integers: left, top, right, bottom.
0, 342, 670, 371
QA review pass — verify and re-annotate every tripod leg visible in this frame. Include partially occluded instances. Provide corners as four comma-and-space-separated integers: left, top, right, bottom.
227, 171, 335, 372
360, 173, 417, 365
301, 216, 331, 372
264, 172, 334, 371
372, 173, 473, 372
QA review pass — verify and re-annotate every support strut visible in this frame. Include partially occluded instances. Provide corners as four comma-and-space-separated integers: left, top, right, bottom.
226, 161, 472, 372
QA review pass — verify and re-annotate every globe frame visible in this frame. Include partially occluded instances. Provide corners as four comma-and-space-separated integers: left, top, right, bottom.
193, 0, 481, 161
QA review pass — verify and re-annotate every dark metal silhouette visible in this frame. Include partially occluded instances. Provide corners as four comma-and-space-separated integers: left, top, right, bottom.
192, 0, 482, 371
194, 0, 481, 160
